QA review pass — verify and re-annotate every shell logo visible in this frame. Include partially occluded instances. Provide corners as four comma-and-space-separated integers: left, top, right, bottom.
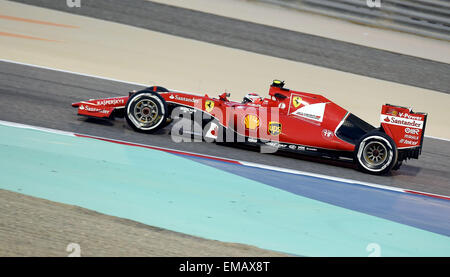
244, 115, 260, 130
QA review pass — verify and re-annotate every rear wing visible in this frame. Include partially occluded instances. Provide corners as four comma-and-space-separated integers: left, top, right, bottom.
380, 104, 427, 160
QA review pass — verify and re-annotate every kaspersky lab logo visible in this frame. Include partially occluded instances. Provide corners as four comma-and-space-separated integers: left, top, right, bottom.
67, 0, 81, 8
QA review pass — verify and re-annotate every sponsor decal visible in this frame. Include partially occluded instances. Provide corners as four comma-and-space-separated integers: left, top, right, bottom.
265, 141, 279, 148
404, 134, 419, 140
386, 109, 398, 116
244, 115, 260, 130
96, 98, 125, 106
292, 96, 302, 108
381, 115, 424, 129
265, 142, 287, 148
321, 129, 333, 139
405, 127, 420, 135
169, 94, 199, 103
176, 95, 199, 103
85, 106, 101, 112
287, 144, 312, 151
292, 103, 326, 122
268, 122, 282, 136
398, 112, 423, 121
81, 105, 110, 114
205, 100, 214, 112
401, 139, 419, 146
297, 113, 320, 121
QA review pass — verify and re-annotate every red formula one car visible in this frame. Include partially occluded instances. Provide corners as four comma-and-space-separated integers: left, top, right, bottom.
72, 80, 427, 175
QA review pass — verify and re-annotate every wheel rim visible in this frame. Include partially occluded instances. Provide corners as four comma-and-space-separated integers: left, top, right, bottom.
362, 141, 388, 167
133, 99, 159, 126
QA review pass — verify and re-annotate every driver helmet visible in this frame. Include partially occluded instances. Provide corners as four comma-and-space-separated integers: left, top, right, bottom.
242, 93, 262, 104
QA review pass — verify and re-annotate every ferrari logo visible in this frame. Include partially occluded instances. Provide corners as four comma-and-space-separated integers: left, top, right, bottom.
268, 122, 282, 136
244, 115, 260, 130
292, 96, 302, 108
205, 100, 214, 113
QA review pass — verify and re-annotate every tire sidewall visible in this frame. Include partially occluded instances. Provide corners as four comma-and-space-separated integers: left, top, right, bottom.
125, 90, 168, 133
354, 131, 398, 175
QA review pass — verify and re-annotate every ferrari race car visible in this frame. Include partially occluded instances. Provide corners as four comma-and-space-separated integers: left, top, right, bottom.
72, 80, 427, 175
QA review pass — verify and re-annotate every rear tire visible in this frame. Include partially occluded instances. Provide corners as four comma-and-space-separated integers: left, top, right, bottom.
354, 131, 398, 175
392, 160, 403, 171
125, 89, 168, 133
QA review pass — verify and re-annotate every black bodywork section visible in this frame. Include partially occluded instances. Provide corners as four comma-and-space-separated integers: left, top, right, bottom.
335, 113, 376, 145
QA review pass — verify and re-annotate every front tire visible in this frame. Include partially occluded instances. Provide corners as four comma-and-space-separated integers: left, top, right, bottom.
125, 89, 168, 133
354, 131, 398, 175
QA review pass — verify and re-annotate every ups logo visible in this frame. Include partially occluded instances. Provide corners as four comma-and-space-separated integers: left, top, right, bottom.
268, 122, 282, 136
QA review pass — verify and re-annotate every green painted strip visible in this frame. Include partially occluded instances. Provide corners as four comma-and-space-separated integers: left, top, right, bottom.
0, 124, 449, 256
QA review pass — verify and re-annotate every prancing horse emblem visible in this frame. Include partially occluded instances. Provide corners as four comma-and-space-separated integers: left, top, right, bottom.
205, 100, 214, 112
292, 96, 302, 108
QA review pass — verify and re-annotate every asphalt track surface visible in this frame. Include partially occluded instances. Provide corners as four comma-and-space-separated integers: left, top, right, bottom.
0, 189, 287, 257
11, 0, 450, 94
1, 60, 449, 196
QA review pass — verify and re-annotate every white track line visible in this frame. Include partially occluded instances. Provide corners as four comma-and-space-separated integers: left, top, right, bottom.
0, 58, 149, 87
0, 58, 449, 142
1, 119, 449, 200
0, 120, 75, 136
238, 160, 404, 192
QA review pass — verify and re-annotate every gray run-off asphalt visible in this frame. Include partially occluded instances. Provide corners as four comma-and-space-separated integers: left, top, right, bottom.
0, 61, 449, 196
0, 189, 289, 256
11, 0, 450, 94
